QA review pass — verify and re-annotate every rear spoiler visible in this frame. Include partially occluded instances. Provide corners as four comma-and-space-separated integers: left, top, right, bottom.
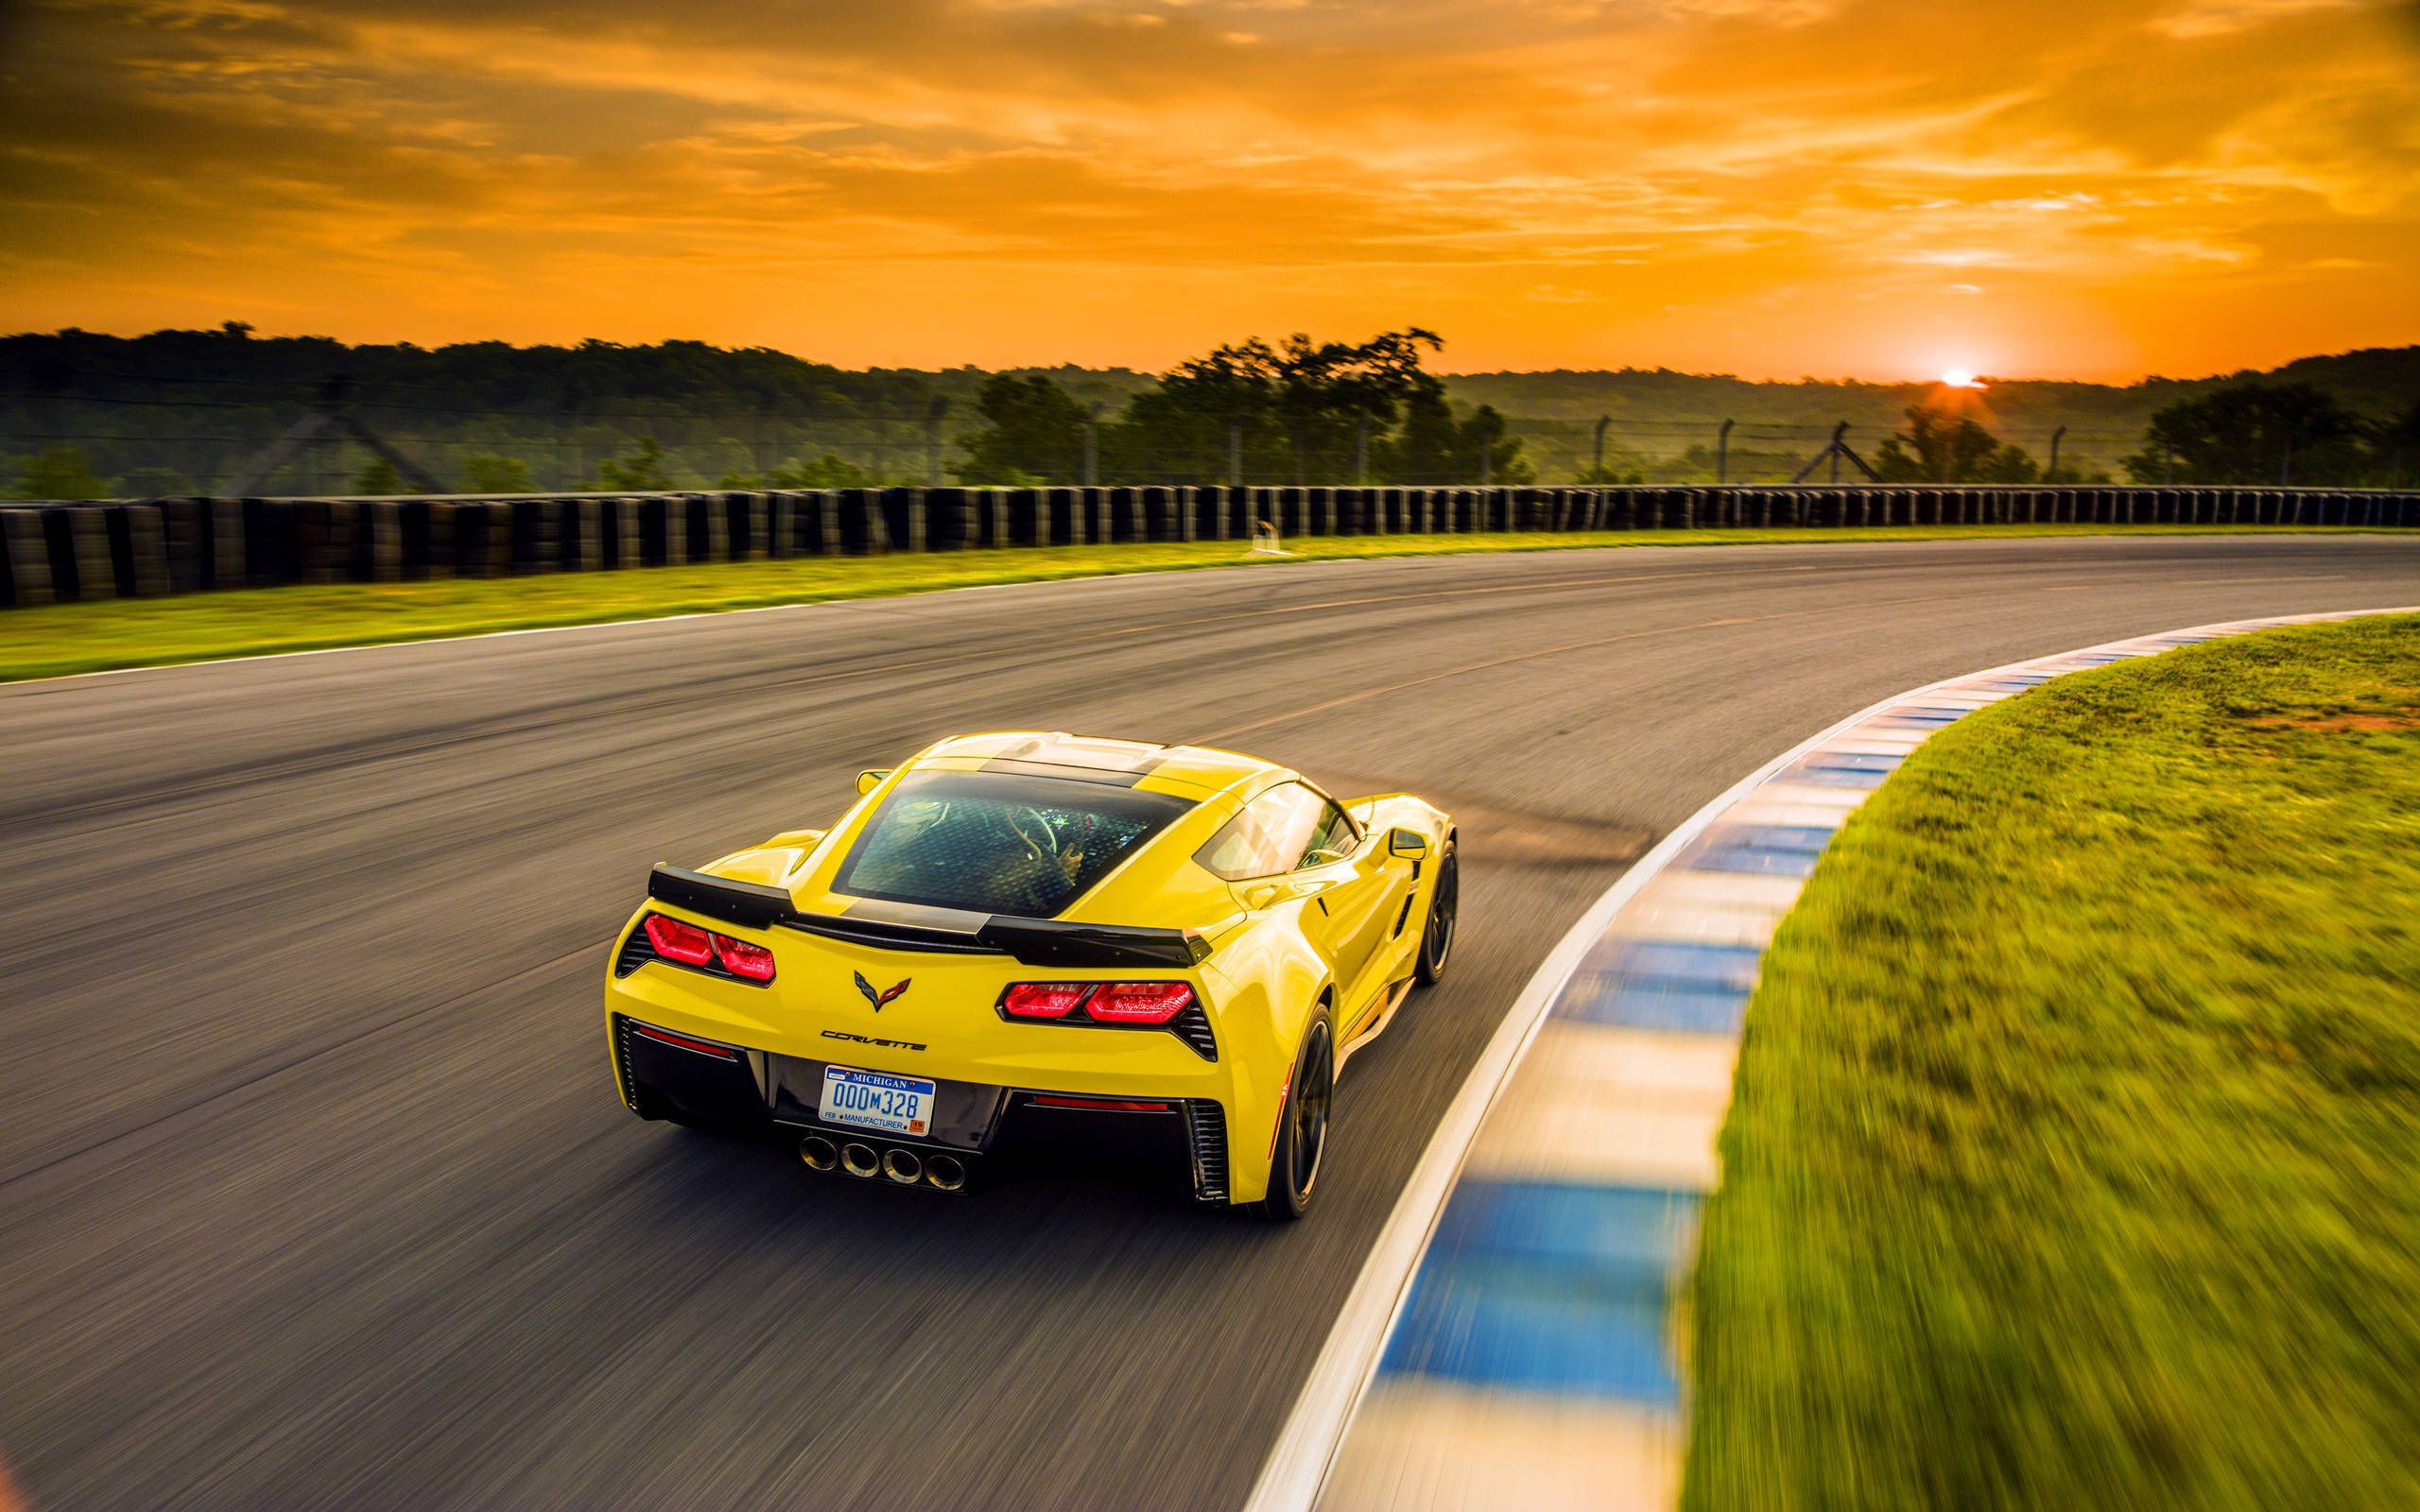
647, 865, 792, 929
647, 864, 1210, 968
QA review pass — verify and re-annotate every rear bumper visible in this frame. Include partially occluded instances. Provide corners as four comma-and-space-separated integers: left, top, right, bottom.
614, 1013, 1235, 1203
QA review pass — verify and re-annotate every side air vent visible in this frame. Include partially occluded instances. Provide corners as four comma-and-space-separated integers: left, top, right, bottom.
1184, 1100, 1230, 1204
612, 1014, 640, 1112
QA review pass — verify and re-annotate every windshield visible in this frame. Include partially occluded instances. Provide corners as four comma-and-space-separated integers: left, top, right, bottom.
834, 769, 1192, 918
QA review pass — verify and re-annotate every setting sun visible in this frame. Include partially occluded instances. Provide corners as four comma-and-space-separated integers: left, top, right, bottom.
1942, 369, 1984, 389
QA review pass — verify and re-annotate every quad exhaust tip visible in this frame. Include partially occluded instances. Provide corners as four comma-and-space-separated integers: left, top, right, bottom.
805, 1136, 963, 1191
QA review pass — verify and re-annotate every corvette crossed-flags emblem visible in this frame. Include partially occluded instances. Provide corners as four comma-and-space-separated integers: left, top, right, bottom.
854, 971, 911, 1012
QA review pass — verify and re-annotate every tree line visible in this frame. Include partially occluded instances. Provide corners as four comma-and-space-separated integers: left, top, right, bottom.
5, 325, 2417, 497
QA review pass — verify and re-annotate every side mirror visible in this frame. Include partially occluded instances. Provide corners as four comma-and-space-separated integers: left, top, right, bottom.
856, 768, 891, 796
1389, 829, 1429, 860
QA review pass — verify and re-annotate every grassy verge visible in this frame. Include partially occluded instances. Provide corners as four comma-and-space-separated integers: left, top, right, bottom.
0, 523, 2367, 683
1686, 612, 2420, 1510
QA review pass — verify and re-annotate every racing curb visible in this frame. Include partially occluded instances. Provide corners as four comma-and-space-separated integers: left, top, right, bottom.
1246, 604, 2420, 1512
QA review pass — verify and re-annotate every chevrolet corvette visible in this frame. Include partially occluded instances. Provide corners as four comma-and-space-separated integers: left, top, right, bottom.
604, 732, 1457, 1218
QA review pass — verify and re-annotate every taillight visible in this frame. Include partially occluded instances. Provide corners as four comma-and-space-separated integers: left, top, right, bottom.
644, 913, 714, 966
1002, 983, 1090, 1019
712, 933, 776, 983
1084, 982, 1196, 1024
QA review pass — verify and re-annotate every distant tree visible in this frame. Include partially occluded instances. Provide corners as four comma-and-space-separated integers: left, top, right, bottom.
958, 373, 1090, 485
2369, 402, 2420, 488
2122, 382, 2368, 485
354, 457, 403, 494
1973, 444, 2042, 485
1116, 330, 1461, 485
1461, 404, 1534, 486
459, 454, 538, 493
13, 444, 108, 499
1872, 406, 2037, 484
768, 454, 875, 489
115, 465, 193, 496
594, 436, 675, 490
1373, 385, 1532, 485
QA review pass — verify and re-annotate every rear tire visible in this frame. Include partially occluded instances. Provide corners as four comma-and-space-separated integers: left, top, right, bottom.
1257, 1006, 1335, 1221
1413, 835, 1459, 987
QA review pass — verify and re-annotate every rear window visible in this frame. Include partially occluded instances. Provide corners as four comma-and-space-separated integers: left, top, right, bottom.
834, 769, 1192, 918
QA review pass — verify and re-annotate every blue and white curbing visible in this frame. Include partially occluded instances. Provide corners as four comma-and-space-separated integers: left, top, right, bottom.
1250, 606, 2417, 1512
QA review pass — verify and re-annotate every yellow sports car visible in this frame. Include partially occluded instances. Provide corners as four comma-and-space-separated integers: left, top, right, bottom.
604, 732, 1457, 1218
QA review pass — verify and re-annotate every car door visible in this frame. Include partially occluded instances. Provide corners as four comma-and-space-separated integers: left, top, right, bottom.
1198, 782, 1392, 1021
1285, 790, 1398, 1032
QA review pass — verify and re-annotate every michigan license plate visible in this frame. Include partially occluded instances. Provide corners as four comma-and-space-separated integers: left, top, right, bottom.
818, 1066, 935, 1137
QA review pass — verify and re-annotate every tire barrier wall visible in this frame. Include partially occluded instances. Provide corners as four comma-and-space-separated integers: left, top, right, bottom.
2, 484, 2414, 610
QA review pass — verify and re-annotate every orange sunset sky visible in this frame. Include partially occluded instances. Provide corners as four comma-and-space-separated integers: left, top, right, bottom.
1, 0, 2414, 382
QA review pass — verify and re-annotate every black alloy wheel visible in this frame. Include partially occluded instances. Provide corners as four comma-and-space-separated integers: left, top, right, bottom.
1258, 1009, 1335, 1221
1414, 836, 1459, 986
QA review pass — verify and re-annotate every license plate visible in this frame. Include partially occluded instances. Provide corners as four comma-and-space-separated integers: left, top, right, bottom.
818, 1065, 936, 1137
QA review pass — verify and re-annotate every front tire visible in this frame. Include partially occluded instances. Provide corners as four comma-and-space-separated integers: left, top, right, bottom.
1413, 835, 1459, 987
1258, 1006, 1335, 1221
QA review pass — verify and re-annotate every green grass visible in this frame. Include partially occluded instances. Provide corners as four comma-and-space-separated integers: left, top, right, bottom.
0, 523, 2372, 682
1686, 612, 2420, 1511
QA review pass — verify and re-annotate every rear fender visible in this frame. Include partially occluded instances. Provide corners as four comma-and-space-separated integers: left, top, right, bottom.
1202, 908, 1331, 1204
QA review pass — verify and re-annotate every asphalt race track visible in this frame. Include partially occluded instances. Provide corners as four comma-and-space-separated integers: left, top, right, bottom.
6, 536, 2417, 1511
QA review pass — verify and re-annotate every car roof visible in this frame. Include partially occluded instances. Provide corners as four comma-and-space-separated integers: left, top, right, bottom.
907, 731, 1282, 800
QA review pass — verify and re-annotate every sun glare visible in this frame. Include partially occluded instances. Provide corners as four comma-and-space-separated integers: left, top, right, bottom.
1941, 369, 1984, 388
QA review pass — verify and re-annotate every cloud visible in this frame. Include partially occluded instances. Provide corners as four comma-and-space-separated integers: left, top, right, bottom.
0, 0, 2412, 378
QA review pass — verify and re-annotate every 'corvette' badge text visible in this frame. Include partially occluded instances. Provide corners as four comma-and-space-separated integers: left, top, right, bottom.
821, 1029, 926, 1052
